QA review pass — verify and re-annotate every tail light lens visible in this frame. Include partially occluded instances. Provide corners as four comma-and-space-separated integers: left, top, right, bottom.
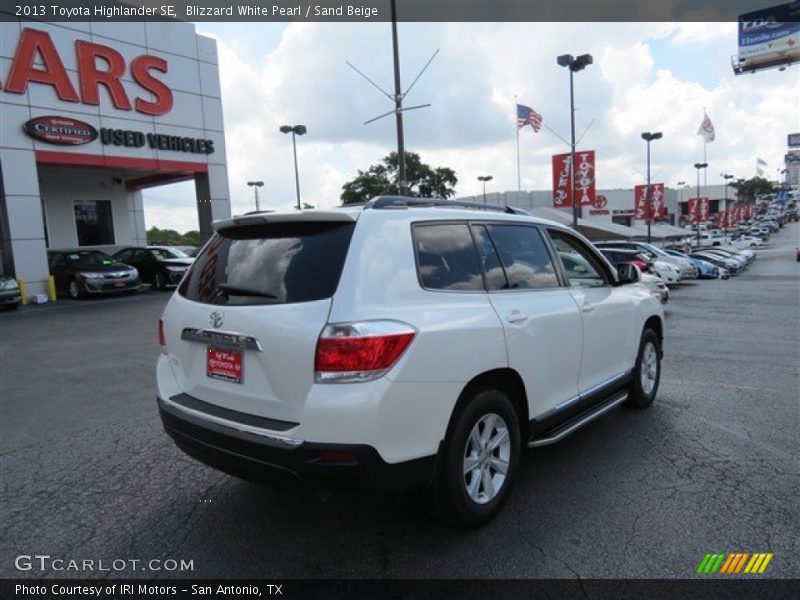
158, 318, 167, 354
315, 320, 416, 383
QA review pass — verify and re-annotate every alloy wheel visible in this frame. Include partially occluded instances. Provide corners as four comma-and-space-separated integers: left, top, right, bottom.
640, 341, 658, 396
463, 413, 511, 504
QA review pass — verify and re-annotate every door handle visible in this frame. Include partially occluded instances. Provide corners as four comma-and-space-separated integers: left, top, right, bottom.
507, 311, 528, 324
581, 302, 594, 313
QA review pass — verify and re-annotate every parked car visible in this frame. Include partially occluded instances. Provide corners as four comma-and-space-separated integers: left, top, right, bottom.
47, 250, 141, 299
0, 276, 22, 310
691, 251, 739, 275
113, 246, 193, 289
663, 249, 718, 279
639, 270, 670, 304
595, 241, 697, 280
156, 197, 665, 526
599, 248, 656, 274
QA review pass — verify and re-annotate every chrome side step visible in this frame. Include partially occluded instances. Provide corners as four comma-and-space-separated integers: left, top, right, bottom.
528, 391, 628, 448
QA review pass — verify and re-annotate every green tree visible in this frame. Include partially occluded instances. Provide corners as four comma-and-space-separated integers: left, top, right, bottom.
728, 176, 777, 202
341, 151, 458, 204
146, 226, 200, 247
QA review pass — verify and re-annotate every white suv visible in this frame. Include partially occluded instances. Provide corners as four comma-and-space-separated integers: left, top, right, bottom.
157, 197, 665, 525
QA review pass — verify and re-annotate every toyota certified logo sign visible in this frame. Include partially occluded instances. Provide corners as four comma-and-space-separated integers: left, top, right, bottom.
22, 116, 98, 145
209, 311, 224, 329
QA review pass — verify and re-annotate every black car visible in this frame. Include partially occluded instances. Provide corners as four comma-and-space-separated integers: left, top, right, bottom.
113, 246, 192, 289
47, 250, 141, 299
0, 276, 22, 310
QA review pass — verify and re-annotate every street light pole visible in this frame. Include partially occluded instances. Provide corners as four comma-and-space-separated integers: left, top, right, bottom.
246, 180, 263, 212
280, 125, 307, 210
641, 132, 662, 244
722, 173, 734, 237
694, 162, 708, 247
557, 53, 593, 230
478, 175, 493, 203
390, 0, 406, 193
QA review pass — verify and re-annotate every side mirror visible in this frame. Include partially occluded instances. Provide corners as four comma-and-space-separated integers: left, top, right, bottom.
617, 263, 640, 284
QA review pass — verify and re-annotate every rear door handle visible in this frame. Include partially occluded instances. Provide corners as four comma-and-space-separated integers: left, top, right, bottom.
507, 311, 528, 324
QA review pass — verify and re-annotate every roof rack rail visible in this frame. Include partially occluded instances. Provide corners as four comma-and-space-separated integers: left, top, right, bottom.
363, 195, 532, 216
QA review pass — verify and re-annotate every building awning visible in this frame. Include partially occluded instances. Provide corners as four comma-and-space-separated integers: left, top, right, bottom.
530, 207, 638, 240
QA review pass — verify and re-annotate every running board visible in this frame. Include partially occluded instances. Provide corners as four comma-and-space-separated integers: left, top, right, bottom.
528, 391, 628, 448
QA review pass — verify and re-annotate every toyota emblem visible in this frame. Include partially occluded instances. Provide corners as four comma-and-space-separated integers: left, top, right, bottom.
209, 311, 224, 329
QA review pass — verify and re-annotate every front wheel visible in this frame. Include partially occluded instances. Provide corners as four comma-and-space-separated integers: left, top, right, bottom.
154, 270, 167, 290
68, 278, 84, 300
435, 388, 520, 527
625, 329, 661, 409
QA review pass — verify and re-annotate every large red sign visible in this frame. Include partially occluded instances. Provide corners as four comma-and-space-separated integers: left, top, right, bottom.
552, 150, 595, 208
634, 183, 666, 220
0, 28, 173, 116
717, 210, 727, 229
687, 197, 710, 224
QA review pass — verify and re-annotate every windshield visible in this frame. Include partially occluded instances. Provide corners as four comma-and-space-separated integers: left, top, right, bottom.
149, 247, 188, 259
64, 251, 115, 267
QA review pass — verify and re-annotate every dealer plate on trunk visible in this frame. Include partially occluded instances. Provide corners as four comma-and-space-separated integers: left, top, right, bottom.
206, 347, 243, 383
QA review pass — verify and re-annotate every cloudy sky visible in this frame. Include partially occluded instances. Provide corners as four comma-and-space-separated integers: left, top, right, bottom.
142, 21, 799, 232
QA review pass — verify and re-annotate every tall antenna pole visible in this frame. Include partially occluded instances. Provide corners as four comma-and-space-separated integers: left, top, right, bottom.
390, 0, 406, 193
515, 95, 521, 192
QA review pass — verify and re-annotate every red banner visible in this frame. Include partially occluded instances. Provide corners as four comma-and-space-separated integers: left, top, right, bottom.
687, 197, 709, 224
552, 150, 595, 208
731, 204, 741, 223
634, 183, 666, 220
717, 210, 727, 228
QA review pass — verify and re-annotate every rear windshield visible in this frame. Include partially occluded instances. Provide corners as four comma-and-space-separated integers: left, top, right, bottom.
179, 221, 356, 305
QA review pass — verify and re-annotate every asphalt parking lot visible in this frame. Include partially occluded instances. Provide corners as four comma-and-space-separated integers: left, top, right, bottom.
1, 225, 798, 580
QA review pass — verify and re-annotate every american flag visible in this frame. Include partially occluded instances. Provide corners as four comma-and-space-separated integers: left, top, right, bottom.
517, 104, 543, 132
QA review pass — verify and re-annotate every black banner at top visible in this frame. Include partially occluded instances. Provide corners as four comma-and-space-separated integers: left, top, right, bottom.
2, 0, 796, 23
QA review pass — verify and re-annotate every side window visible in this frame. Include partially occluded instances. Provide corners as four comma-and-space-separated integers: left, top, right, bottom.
471, 225, 508, 290
116, 249, 132, 261
549, 230, 609, 288
482, 224, 560, 290
413, 223, 484, 291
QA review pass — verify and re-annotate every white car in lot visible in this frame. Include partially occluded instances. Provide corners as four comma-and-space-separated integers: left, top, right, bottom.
653, 260, 682, 285
156, 197, 665, 525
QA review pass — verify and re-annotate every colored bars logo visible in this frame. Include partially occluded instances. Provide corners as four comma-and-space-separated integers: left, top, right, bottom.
697, 553, 773, 574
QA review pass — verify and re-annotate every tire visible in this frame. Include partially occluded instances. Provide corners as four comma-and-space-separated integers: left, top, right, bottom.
154, 270, 167, 290
625, 329, 661, 409
435, 387, 521, 527
68, 278, 84, 300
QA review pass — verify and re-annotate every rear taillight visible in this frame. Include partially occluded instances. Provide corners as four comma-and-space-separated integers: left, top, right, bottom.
314, 320, 416, 383
158, 318, 167, 354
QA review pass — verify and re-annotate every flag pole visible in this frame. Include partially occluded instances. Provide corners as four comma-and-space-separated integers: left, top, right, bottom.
702, 108, 707, 202
515, 95, 521, 192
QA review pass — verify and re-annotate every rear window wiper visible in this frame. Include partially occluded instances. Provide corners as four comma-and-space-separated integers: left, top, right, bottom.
216, 283, 278, 299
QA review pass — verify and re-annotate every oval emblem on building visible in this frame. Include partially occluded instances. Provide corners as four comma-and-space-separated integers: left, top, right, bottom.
22, 116, 98, 146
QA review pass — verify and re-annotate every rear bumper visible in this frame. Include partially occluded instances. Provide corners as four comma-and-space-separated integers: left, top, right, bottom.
158, 396, 437, 492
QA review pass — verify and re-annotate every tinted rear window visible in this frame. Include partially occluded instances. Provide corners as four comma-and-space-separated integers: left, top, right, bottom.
179, 221, 355, 305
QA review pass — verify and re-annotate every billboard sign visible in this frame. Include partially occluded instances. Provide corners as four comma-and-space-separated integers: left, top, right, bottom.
552, 150, 595, 208
737, 2, 800, 70
634, 183, 665, 220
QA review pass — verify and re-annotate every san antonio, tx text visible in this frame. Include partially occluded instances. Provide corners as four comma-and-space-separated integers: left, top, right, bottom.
16, 584, 280, 596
